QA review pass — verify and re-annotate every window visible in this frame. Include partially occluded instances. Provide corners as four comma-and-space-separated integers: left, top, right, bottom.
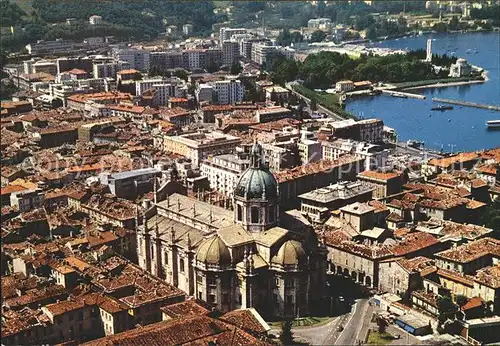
222, 293, 229, 304
237, 205, 242, 221
285, 279, 294, 288
198, 291, 203, 300
164, 251, 169, 265
238, 294, 242, 305
196, 274, 203, 283
151, 245, 155, 259
269, 205, 275, 223
275, 278, 280, 287
285, 295, 293, 304
208, 294, 216, 303
207, 277, 216, 287
251, 207, 259, 223
180, 258, 185, 273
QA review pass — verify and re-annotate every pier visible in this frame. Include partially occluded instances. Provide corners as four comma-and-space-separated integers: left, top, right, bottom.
381, 89, 426, 99
432, 98, 500, 111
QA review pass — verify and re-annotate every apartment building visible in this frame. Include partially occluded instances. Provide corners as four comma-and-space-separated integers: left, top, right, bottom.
115, 49, 151, 71
200, 153, 250, 197
162, 131, 241, 167
212, 79, 244, 105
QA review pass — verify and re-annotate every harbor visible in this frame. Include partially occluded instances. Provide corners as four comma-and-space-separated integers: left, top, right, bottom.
346, 32, 500, 152
432, 98, 500, 112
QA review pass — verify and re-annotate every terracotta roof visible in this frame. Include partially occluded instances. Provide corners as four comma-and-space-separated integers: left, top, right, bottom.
81, 315, 271, 346
220, 309, 270, 334
68, 68, 87, 75
160, 299, 209, 319
117, 69, 139, 75
436, 237, 500, 263
473, 264, 500, 289
390, 232, 439, 257
428, 152, 479, 169
1, 185, 29, 196
461, 297, 484, 311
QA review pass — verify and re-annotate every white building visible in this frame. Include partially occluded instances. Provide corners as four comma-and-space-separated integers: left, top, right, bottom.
219, 27, 247, 45
322, 139, 389, 171
308, 18, 332, 31
449, 58, 472, 77
89, 15, 103, 25
183, 24, 193, 36
251, 43, 276, 65
212, 79, 244, 105
200, 153, 250, 197
335, 80, 355, 93
93, 61, 131, 79
135, 78, 185, 106
10, 189, 45, 213
115, 49, 151, 71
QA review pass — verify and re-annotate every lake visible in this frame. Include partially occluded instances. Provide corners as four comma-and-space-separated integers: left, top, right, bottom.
345, 32, 500, 152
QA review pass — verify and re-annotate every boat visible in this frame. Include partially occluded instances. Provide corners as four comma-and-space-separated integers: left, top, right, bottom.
486, 120, 500, 128
431, 105, 454, 111
392, 94, 408, 98
407, 140, 424, 148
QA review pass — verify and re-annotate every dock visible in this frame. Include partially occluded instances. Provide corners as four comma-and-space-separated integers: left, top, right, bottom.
432, 98, 500, 111
381, 90, 426, 99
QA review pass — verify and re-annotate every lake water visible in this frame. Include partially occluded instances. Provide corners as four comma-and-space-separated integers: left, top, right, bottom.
345, 32, 500, 152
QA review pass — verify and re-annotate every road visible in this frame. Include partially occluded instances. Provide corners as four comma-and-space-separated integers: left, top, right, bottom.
285, 83, 345, 121
335, 298, 373, 345
268, 298, 372, 345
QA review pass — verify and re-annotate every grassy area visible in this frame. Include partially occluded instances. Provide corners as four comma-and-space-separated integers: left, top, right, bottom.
291, 84, 356, 119
267, 317, 332, 328
366, 331, 394, 345
392, 76, 481, 89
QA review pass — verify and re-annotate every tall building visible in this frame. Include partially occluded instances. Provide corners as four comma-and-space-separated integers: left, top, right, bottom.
115, 49, 151, 71
135, 78, 185, 106
200, 153, 250, 197
93, 61, 131, 79
222, 41, 240, 66
251, 43, 276, 65
212, 79, 245, 105
137, 142, 327, 319
219, 27, 247, 45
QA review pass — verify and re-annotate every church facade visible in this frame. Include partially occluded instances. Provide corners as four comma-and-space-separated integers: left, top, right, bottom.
137, 142, 327, 319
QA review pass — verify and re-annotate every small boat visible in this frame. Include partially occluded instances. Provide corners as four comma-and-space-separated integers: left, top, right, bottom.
431, 105, 454, 111
448, 119, 451, 122
486, 120, 500, 128
407, 140, 424, 148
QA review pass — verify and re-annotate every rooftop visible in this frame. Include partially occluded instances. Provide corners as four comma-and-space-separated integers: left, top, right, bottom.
436, 237, 500, 263
299, 181, 374, 204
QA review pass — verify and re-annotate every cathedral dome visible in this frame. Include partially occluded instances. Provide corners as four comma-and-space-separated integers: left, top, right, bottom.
271, 240, 307, 267
234, 142, 278, 200
196, 236, 231, 265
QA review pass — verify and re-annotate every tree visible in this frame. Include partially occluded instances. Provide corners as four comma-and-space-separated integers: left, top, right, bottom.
310, 97, 317, 112
310, 30, 327, 43
480, 200, 500, 231
289, 93, 298, 106
455, 295, 468, 308
230, 62, 242, 75
376, 316, 388, 334
437, 296, 458, 324
280, 320, 294, 345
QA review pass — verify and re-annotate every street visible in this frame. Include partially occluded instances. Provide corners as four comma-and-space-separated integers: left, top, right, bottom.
268, 298, 373, 345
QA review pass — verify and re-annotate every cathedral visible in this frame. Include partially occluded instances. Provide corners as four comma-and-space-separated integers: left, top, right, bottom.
137, 142, 327, 319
